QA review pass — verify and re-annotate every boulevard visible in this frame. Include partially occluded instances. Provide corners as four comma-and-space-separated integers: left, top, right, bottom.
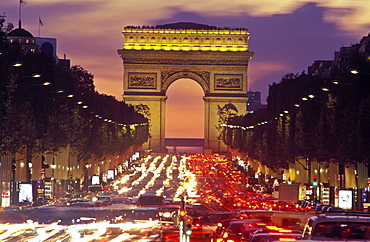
0, 154, 305, 241
0, 154, 229, 241
1, 153, 370, 242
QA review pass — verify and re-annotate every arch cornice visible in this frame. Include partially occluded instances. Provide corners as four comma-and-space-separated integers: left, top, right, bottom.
161, 70, 210, 95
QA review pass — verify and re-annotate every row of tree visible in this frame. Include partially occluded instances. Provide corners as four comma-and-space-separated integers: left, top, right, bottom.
0, 17, 149, 164
223, 38, 370, 171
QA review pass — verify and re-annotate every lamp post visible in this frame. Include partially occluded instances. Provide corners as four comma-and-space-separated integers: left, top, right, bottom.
11, 155, 17, 205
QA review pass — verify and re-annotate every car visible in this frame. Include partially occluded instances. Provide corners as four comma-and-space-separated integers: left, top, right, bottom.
249, 232, 302, 242
158, 211, 177, 230
16, 201, 32, 207
192, 216, 203, 230
203, 211, 237, 226
94, 195, 112, 205
68, 200, 95, 207
32, 200, 48, 206
324, 206, 345, 213
237, 209, 279, 223
1, 206, 22, 211
111, 197, 131, 204
271, 211, 312, 230
302, 213, 370, 240
210, 219, 266, 242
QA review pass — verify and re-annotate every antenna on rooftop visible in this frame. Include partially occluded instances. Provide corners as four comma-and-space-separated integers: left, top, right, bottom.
18, 0, 25, 29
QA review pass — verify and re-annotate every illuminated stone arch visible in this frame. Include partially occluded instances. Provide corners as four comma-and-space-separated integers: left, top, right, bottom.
118, 23, 254, 153
161, 71, 209, 95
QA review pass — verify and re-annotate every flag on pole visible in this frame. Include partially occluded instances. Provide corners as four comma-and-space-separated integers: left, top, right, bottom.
39, 17, 43, 26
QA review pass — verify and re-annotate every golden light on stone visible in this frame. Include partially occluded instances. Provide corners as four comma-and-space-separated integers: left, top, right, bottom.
118, 23, 254, 153
122, 27, 250, 52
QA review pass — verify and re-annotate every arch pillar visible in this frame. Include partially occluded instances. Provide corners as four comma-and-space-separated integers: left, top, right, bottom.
204, 96, 249, 153
123, 95, 167, 153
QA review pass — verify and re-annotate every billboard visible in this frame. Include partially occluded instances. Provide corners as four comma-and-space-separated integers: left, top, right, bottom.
107, 170, 114, 180
338, 190, 352, 210
19, 183, 33, 203
91, 175, 100, 185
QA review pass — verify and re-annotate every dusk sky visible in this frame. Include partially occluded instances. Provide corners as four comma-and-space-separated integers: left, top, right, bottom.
3, 0, 370, 142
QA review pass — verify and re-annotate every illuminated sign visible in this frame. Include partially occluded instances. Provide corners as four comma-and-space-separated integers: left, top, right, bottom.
107, 170, 114, 180
132, 152, 140, 161
91, 175, 100, 185
338, 190, 352, 210
19, 183, 33, 203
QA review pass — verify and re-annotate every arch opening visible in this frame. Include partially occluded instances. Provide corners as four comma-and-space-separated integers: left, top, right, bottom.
165, 78, 204, 154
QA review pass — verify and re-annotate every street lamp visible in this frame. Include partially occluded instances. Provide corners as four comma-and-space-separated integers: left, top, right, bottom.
350, 69, 370, 76
12, 62, 23, 67
321, 87, 330, 92
31, 73, 42, 78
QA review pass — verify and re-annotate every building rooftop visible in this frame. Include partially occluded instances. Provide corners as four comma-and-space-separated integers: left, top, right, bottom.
7, 28, 34, 37
155, 22, 218, 30
125, 22, 247, 31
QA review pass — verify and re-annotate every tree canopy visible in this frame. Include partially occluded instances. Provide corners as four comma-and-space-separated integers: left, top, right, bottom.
0, 16, 149, 161
223, 40, 370, 170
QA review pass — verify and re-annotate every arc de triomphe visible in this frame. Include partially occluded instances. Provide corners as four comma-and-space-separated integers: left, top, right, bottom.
117, 23, 254, 153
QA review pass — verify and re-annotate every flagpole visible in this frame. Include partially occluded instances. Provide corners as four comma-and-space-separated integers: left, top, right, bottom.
38, 16, 43, 37
18, 0, 22, 29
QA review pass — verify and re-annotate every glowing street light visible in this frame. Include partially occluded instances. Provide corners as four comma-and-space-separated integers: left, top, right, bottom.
12, 62, 23, 67
350, 69, 370, 76
331, 80, 340, 85
31, 73, 42, 78
321, 87, 330, 92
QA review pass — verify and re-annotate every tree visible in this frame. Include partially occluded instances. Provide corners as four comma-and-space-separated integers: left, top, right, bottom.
1, 16, 149, 165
